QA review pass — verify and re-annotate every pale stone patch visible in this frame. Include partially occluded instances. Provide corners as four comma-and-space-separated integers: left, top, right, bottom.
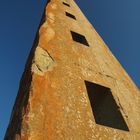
32, 46, 55, 76
51, 4, 57, 9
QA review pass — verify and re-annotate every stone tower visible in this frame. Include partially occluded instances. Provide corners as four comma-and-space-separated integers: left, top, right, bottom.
5, 0, 140, 139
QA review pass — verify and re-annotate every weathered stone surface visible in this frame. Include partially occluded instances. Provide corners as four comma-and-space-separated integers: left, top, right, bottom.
5, 0, 140, 139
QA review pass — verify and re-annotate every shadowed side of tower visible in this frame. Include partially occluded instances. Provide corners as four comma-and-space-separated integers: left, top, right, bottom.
5, 0, 140, 139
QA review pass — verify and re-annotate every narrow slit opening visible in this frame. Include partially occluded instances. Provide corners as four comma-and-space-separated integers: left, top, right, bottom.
63, 2, 70, 7
70, 31, 89, 46
65, 12, 76, 20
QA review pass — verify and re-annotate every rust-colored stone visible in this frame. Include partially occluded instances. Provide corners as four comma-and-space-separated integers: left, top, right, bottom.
5, 0, 140, 139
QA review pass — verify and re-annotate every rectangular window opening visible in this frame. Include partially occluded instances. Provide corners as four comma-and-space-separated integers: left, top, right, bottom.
70, 31, 89, 46
85, 80, 129, 131
65, 12, 76, 20
63, 2, 70, 7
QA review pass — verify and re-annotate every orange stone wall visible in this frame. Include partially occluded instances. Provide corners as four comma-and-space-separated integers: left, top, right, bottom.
5, 0, 140, 139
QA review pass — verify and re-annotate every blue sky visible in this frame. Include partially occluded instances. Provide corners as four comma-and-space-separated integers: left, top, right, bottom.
0, 0, 140, 139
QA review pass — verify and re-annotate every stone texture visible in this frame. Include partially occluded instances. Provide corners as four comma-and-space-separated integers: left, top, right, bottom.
5, 0, 140, 139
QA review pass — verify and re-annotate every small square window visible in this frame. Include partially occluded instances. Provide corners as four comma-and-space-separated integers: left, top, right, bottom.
63, 2, 70, 7
85, 80, 129, 131
65, 12, 76, 20
71, 31, 89, 46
